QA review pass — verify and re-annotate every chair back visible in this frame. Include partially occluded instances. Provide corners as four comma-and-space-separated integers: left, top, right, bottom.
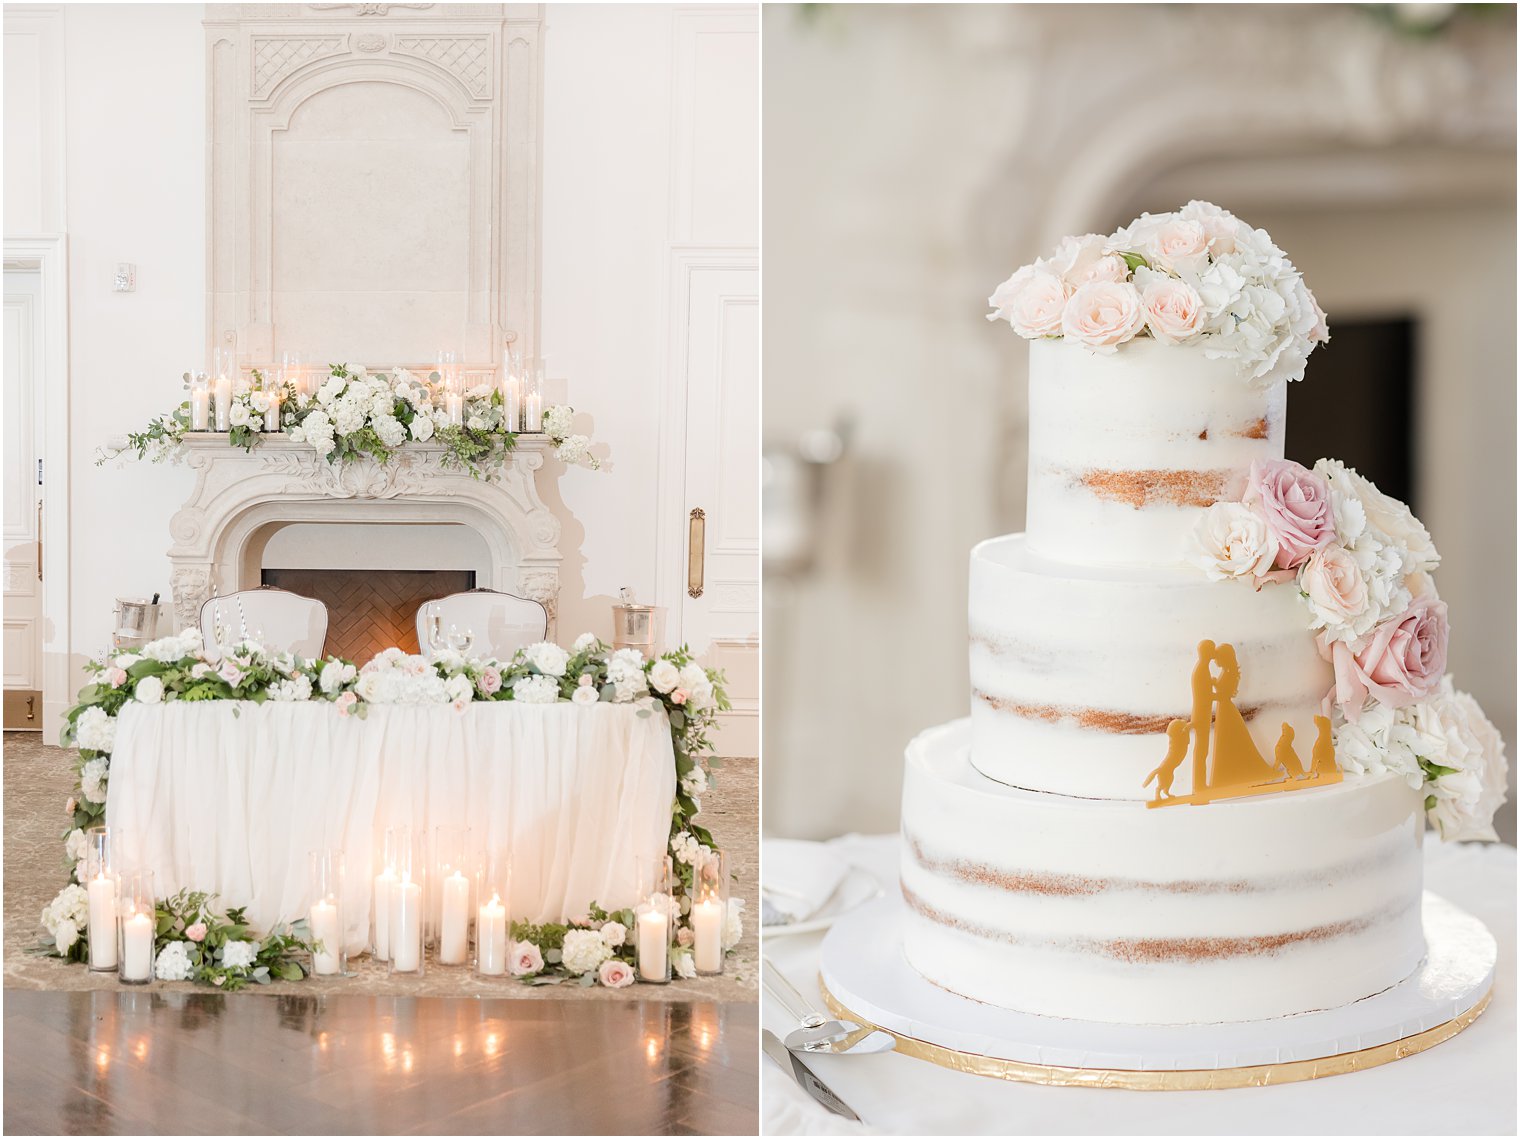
417, 590, 548, 661
199, 588, 329, 662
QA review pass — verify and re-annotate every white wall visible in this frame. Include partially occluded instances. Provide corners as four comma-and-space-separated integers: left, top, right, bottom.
4, 3, 758, 720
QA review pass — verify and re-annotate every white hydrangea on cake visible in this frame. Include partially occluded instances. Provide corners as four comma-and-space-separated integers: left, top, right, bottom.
989, 201, 1328, 386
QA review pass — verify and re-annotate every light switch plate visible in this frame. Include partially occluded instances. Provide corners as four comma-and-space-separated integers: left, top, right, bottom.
113, 263, 136, 292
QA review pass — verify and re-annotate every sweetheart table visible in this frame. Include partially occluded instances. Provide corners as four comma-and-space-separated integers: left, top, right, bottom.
105, 701, 677, 955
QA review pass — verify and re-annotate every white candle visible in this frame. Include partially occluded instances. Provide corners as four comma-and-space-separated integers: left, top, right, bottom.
87, 875, 118, 969
439, 871, 470, 965
214, 374, 233, 431
263, 388, 280, 432
636, 907, 668, 981
391, 878, 422, 972
309, 899, 341, 975
446, 392, 464, 427
121, 910, 154, 981
477, 894, 507, 976
190, 387, 210, 431
524, 391, 543, 433
692, 899, 723, 973
373, 869, 395, 961
504, 376, 521, 433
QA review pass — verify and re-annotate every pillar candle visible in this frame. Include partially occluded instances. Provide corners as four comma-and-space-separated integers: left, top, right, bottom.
263, 389, 280, 432
214, 374, 233, 431
373, 868, 396, 962
439, 871, 470, 965
391, 878, 422, 972
692, 899, 723, 973
446, 393, 464, 427
636, 907, 668, 981
503, 376, 521, 433
524, 391, 543, 433
190, 387, 210, 431
121, 910, 154, 982
87, 875, 118, 970
309, 899, 341, 975
477, 894, 507, 976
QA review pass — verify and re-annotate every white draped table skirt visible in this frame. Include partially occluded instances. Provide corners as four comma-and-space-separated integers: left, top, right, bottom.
105, 702, 677, 955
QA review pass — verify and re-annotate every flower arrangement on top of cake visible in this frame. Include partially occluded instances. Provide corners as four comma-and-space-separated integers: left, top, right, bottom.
987, 201, 1329, 387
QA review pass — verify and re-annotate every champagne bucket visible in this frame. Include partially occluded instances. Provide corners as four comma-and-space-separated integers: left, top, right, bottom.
114, 598, 158, 644
612, 603, 665, 659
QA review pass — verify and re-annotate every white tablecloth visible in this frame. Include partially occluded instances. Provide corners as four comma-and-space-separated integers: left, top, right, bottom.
107, 702, 676, 954
762, 836, 1517, 1136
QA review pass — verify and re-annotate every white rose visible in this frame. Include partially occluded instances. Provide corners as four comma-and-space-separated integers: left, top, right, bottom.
1042, 233, 1112, 285
1136, 216, 1210, 275
672, 950, 696, 980
134, 675, 164, 704
648, 660, 680, 694
571, 685, 599, 706
64, 827, 90, 866
1059, 281, 1146, 352
54, 919, 80, 955
228, 402, 251, 428
1002, 270, 1069, 339
444, 673, 473, 705
599, 921, 627, 948
523, 641, 570, 678
1188, 503, 1279, 581
560, 928, 612, 975
80, 758, 109, 805
1137, 271, 1205, 344
1407, 680, 1508, 842
409, 414, 435, 442
319, 660, 356, 695
1301, 545, 1369, 641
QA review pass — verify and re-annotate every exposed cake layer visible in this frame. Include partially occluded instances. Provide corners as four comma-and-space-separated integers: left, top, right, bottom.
969, 534, 1331, 800
901, 719, 1426, 1025
1026, 338, 1285, 568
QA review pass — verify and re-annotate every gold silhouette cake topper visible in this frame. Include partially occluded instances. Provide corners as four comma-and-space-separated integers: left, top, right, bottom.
1144, 639, 1341, 808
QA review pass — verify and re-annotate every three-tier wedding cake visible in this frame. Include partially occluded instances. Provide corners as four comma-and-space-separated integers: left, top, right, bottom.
899, 202, 1507, 1027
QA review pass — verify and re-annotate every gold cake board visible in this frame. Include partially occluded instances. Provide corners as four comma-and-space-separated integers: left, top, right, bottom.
820, 983, 1491, 1091
816, 893, 1498, 1091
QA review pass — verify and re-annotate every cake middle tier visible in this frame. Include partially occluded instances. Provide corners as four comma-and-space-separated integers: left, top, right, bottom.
970, 533, 1332, 800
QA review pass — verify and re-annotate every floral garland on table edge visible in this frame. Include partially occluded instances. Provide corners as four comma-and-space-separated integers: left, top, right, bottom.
48, 630, 740, 989
98, 363, 601, 475
1189, 456, 1508, 841
988, 200, 1329, 387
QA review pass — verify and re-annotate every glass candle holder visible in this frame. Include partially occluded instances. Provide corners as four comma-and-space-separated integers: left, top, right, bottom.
691, 849, 727, 976
474, 852, 511, 979
372, 827, 402, 963
634, 855, 673, 984
117, 870, 156, 984
189, 372, 211, 431
388, 828, 426, 977
308, 849, 346, 977
501, 344, 522, 432
259, 371, 281, 432
523, 358, 544, 432
437, 348, 461, 396
281, 349, 305, 401
213, 346, 235, 432
84, 827, 121, 972
432, 826, 473, 966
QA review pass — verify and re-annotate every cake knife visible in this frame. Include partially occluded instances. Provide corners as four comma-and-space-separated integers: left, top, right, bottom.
762, 1029, 861, 1122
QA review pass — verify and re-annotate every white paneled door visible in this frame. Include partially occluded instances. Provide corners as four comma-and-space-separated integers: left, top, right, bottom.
665, 252, 760, 756
4, 269, 44, 730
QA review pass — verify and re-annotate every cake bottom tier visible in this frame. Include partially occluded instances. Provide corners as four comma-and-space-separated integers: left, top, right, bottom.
901, 719, 1427, 1026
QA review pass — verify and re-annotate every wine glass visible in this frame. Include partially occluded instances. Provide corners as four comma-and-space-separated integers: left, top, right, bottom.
448, 625, 475, 655
426, 606, 444, 653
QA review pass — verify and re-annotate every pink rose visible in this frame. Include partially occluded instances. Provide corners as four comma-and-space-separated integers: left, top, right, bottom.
1180, 200, 1242, 255
509, 941, 544, 977
676, 927, 693, 947
65, 797, 77, 815
670, 690, 688, 706
577, 674, 594, 687
477, 666, 502, 696
1140, 277, 1204, 344
1060, 282, 1145, 352
1242, 459, 1334, 570
217, 660, 244, 687
597, 958, 635, 989
185, 922, 207, 942
1140, 218, 1210, 273
334, 691, 358, 718
1326, 596, 1449, 719
1043, 233, 1109, 281
105, 668, 128, 689
1301, 545, 1368, 629
1004, 271, 1069, 339
1067, 254, 1128, 287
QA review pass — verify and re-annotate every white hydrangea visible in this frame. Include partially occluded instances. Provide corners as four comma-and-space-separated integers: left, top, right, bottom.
80, 758, 110, 805
222, 940, 259, 970
723, 897, 745, 951
373, 414, 407, 448
64, 827, 91, 868
1404, 680, 1507, 842
554, 434, 592, 467
74, 707, 117, 754
560, 928, 612, 975
542, 405, 573, 437
53, 919, 81, 955
142, 628, 203, 663
154, 941, 194, 982
606, 649, 649, 703
512, 674, 559, 704
42, 883, 90, 938
671, 831, 705, 866
681, 767, 709, 798
522, 641, 570, 678
268, 675, 313, 702
599, 921, 626, 948
1332, 703, 1423, 787
134, 675, 164, 704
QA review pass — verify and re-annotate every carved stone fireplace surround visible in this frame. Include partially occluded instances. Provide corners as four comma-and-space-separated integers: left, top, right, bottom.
168, 435, 562, 642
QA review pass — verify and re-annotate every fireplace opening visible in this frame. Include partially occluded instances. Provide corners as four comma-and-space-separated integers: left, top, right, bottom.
261, 568, 476, 661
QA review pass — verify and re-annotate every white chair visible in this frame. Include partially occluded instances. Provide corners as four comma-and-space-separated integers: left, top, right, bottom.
416, 589, 548, 661
199, 588, 329, 662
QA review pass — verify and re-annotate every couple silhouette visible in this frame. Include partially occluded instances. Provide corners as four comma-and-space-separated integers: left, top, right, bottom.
1145, 639, 1338, 806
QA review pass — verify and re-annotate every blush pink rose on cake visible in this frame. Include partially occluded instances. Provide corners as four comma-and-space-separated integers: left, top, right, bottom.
1242, 458, 1334, 570
1325, 595, 1449, 719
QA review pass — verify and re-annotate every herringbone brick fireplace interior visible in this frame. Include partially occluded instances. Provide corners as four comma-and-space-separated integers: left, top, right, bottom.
262, 569, 475, 661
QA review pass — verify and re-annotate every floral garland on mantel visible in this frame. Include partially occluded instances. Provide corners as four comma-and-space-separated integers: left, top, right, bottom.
99, 364, 601, 476
46, 631, 739, 990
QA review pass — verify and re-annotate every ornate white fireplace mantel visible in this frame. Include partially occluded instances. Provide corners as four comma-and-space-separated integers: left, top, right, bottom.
168, 435, 562, 637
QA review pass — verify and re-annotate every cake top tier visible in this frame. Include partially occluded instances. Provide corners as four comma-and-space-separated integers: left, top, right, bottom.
988, 201, 1328, 389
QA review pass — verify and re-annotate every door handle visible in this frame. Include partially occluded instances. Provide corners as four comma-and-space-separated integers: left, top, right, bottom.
36, 499, 42, 580
687, 508, 705, 599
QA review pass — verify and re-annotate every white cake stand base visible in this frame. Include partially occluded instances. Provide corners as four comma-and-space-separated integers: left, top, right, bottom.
818, 891, 1495, 1090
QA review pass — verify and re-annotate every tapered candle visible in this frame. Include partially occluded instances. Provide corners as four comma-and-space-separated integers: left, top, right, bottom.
692, 899, 723, 973
121, 910, 154, 982
439, 871, 470, 965
309, 899, 341, 975
87, 874, 118, 970
636, 906, 668, 981
477, 894, 507, 976
190, 387, 210, 431
373, 868, 395, 961
214, 374, 232, 432
391, 877, 422, 972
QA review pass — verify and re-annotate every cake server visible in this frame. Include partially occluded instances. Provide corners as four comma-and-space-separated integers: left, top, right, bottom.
762, 958, 896, 1056
762, 1030, 861, 1122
